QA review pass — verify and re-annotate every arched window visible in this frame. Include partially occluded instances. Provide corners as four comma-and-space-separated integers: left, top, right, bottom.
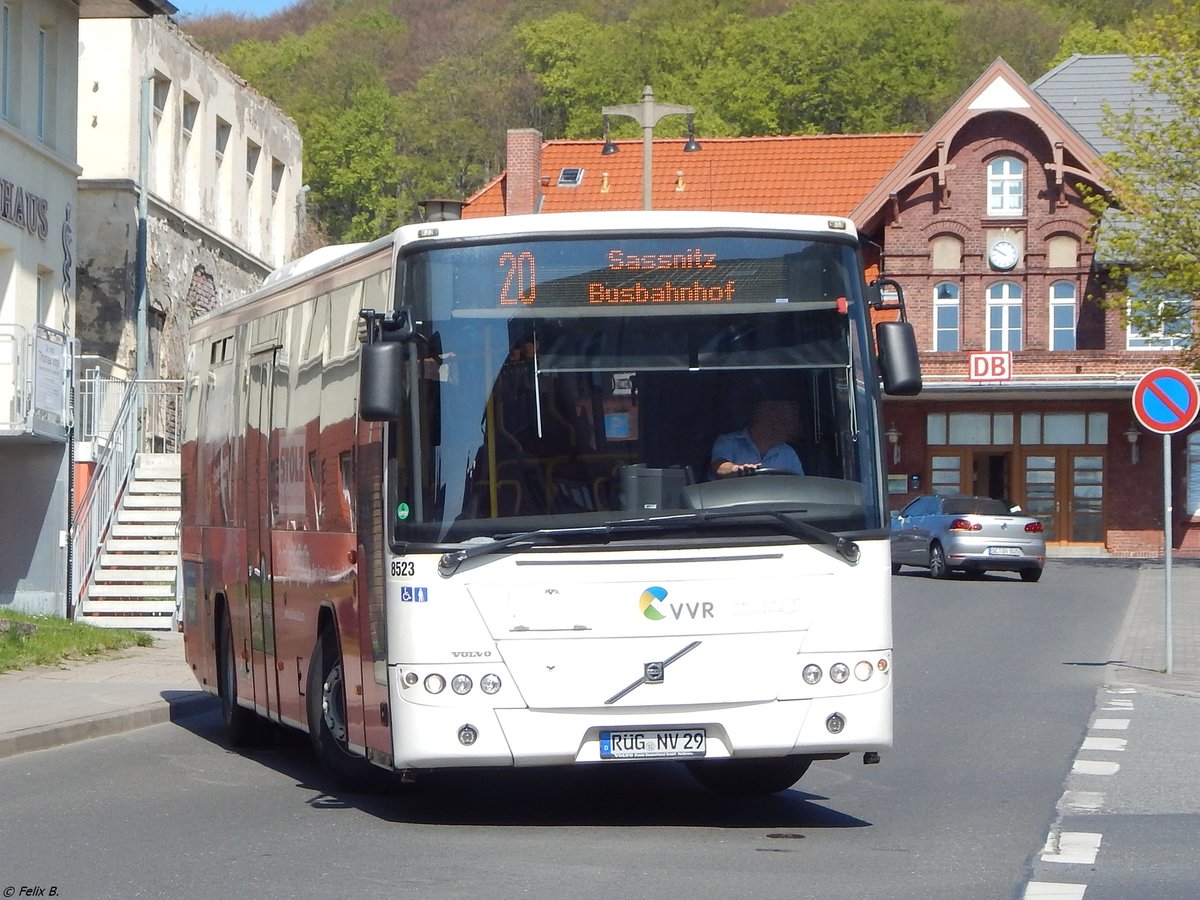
986, 281, 1023, 351
987, 156, 1024, 216
1049, 281, 1076, 351
933, 282, 960, 352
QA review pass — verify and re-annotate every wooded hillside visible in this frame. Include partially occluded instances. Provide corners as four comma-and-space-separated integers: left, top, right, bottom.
179, 0, 1165, 242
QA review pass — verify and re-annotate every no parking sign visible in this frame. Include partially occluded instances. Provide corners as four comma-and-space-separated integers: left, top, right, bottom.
1132, 366, 1199, 434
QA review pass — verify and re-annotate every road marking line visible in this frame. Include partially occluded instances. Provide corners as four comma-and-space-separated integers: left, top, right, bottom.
1023, 882, 1087, 900
1060, 790, 1105, 811
1073, 759, 1120, 775
1107, 687, 1137, 694
1081, 736, 1127, 752
1042, 831, 1102, 865
1102, 699, 1134, 710
1091, 718, 1130, 730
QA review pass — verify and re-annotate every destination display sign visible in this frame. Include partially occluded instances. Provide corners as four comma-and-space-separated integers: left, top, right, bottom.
413, 235, 857, 313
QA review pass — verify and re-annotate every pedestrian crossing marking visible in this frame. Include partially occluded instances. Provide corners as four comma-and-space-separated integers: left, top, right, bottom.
1072, 759, 1120, 775
1080, 736, 1126, 752
1041, 831, 1102, 865
1023, 883, 1087, 900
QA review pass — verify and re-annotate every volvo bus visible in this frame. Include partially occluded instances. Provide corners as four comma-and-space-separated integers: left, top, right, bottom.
181, 211, 920, 795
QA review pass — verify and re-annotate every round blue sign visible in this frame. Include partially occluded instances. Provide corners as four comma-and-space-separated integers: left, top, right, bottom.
1132, 367, 1200, 435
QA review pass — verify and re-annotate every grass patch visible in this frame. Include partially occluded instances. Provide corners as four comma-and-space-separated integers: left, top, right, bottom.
0, 610, 153, 673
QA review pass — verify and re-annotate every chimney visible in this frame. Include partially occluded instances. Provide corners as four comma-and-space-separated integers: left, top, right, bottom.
505, 129, 543, 216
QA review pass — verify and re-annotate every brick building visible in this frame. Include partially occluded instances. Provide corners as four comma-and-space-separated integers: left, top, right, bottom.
462, 60, 1199, 556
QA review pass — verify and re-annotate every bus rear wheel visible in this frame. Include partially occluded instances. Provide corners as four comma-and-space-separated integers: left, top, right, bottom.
306, 626, 377, 790
686, 755, 812, 796
217, 611, 262, 747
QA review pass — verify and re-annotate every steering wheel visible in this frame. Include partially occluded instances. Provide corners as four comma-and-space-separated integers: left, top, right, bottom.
745, 466, 796, 476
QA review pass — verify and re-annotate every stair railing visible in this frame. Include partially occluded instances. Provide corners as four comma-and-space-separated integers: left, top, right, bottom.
72, 378, 143, 618
71, 376, 184, 618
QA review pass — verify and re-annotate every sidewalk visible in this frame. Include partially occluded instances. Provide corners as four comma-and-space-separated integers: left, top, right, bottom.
1107, 559, 1200, 697
0, 559, 1197, 760
0, 630, 215, 760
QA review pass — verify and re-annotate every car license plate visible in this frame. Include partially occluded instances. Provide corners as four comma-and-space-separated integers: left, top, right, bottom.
599, 728, 706, 759
988, 546, 1021, 556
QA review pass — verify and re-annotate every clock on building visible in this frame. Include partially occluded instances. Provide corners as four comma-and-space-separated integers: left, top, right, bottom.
988, 239, 1020, 271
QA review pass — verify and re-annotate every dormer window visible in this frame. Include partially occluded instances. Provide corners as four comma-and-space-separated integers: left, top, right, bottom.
987, 156, 1024, 217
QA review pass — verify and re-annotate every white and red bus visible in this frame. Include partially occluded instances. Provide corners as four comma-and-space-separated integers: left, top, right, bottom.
181, 211, 920, 794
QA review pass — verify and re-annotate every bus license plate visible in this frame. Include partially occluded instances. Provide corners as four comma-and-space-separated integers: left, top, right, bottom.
600, 728, 706, 760
988, 546, 1021, 556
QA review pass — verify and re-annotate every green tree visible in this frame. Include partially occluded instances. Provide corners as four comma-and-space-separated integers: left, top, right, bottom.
1050, 19, 1129, 66
218, 8, 409, 241
703, 0, 963, 135
1086, 0, 1200, 361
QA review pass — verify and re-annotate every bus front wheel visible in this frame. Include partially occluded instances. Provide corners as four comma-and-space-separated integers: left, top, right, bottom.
306, 626, 376, 789
686, 755, 812, 796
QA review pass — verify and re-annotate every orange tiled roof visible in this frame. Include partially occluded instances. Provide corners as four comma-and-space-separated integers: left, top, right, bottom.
463, 133, 921, 218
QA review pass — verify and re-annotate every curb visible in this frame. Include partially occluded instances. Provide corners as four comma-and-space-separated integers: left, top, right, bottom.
0, 692, 218, 761
1108, 665, 1200, 700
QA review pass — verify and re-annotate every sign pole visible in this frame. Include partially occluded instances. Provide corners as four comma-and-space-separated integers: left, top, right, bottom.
1130, 365, 1198, 677
1163, 434, 1173, 675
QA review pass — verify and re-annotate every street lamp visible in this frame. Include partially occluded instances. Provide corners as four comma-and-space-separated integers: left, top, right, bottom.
602, 85, 701, 210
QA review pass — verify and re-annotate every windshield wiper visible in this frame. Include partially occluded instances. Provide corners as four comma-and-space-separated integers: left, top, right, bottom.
437, 520, 670, 576
437, 509, 859, 576
689, 508, 860, 565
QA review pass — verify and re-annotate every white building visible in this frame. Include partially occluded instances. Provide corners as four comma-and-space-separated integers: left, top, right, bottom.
2, 0, 173, 616
76, 16, 304, 381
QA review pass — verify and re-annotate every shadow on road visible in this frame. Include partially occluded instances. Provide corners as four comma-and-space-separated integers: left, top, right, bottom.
170, 706, 873, 831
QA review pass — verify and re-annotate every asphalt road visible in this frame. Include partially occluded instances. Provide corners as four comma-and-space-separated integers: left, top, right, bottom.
0, 561, 1146, 900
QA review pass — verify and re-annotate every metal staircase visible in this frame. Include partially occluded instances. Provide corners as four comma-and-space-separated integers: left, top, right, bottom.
79, 453, 180, 629
73, 369, 183, 630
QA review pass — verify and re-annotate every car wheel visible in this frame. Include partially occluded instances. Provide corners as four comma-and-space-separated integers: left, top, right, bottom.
928, 543, 949, 580
1020, 568, 1043, 583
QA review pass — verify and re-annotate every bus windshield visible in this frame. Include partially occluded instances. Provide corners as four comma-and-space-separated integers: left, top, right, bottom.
387, 231, 885, 545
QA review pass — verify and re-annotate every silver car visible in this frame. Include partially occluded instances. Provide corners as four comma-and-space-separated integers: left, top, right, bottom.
890, 494, 1046, 582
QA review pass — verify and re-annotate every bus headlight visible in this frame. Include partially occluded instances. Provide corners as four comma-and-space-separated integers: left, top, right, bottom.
424, 674, 446, 694
451, 674, 473, 695
854, 661, 874, 682
480, 673, 502, 694
802, 664, 823, 685
830, 662, 850, 683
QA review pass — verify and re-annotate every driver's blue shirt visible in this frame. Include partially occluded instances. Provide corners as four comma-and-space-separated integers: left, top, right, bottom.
710, 428, 803, 477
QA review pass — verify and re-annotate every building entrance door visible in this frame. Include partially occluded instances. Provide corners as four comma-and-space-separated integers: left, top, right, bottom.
972, 450, 1012, 504
1021, 450, 1104, 543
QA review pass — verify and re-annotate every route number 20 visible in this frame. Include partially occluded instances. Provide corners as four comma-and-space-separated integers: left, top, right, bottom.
499, 251, 536, 305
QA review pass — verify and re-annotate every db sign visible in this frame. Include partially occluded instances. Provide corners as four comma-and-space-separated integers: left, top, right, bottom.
968, 351, 1013, 382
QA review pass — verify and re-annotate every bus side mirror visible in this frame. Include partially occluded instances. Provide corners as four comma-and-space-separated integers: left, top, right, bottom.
360, 341, 404, 420
876, 320, 922, 396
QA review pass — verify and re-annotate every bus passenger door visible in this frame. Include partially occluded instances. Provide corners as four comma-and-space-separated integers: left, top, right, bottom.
246, 352, 280, 721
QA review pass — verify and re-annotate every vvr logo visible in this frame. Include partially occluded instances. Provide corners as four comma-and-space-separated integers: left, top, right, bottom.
639, 586, 668, 620
639, 585, 714, 621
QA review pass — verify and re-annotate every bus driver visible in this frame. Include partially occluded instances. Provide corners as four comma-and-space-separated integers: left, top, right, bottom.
710, 399, 805, 478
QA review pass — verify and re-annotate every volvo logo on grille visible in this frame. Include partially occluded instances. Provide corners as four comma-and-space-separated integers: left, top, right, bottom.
644, 662, 665, 683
